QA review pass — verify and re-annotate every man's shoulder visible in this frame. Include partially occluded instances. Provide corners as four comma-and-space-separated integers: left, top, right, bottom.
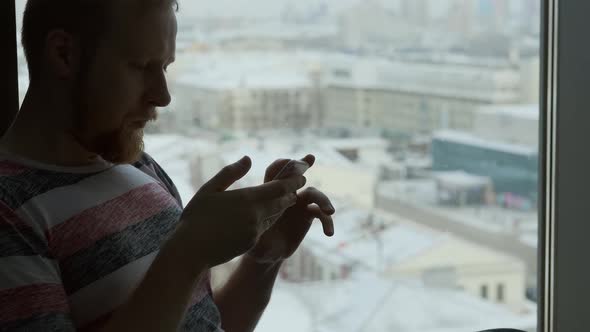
133, 152, 183, 207
0, 158, 106, 212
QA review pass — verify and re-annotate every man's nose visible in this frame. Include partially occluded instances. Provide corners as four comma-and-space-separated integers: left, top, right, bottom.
148, 70, 172, 108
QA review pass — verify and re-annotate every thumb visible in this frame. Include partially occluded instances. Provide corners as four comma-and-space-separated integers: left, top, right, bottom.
198, 156, 252, 193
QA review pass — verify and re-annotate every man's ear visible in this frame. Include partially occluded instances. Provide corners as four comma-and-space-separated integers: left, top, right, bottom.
45, 29, 80, 80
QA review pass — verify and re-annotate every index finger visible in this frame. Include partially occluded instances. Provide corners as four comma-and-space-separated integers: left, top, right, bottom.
251, 176, 307, 200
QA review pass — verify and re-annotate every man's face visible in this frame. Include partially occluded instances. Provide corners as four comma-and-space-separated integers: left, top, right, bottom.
73, 3, 177, 164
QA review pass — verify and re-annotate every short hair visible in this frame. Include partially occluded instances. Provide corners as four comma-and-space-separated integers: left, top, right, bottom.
21, 0, 179, 82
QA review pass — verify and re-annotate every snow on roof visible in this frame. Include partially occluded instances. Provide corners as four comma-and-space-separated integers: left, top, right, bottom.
176, 0, 365, 20
320, 137, 389, 150
433, 171, 491, 188
478, 104, 539, 121
177, 69, 310, 90
274, 273, 535, 332
337, 223, 443, 270
298, 204, 445, 271
174, 51, 314, 90
217, 136, 357, 173
433, 130, 537, 156
171, 50, 519, 102
209, 22, 338, 42
324, 56, 520, 102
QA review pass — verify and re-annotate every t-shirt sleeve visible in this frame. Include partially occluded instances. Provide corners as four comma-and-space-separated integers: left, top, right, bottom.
134, 152, 184, 207
0, 201, 76, 331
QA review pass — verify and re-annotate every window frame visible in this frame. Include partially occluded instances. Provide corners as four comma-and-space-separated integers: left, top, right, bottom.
543, 0, 590, 331
4, 0, 582, 330
0, 0, 18, 137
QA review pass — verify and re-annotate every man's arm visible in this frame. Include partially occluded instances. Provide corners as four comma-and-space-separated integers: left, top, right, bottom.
213, 255, 283, 332
101, 231, 206, 332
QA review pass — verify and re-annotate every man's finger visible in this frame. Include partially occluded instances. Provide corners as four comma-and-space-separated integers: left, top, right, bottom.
298, 187, 336, 215
307, 205, 335, 237
258, 193, 298, 231
301, 154, 316, 168
251, 176, 306, 200
265, 193, 298, 217
198, 156, 252, 194
264, 158, 290, 183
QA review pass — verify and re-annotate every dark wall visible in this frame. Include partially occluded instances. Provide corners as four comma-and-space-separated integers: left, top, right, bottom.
0, 1, 19, 137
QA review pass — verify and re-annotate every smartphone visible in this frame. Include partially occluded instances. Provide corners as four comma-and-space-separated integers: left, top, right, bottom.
262, 159, 310, 230
273, 160, 310, 180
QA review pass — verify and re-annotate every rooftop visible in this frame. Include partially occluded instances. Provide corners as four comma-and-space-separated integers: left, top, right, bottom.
171, 50, 521, 102
261, 273, 536, 332
477, 104, 539, 121
433, 130, 538, 157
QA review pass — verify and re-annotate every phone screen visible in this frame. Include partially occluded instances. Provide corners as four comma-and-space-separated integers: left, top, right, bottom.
274, 160, 310, 180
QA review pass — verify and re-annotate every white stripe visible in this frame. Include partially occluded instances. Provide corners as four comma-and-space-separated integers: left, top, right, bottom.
15, 165, 157, 231
68, 251, 158, 325
0, 256, 61, 290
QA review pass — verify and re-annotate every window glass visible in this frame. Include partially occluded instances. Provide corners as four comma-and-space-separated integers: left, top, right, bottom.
15, 1, 540, 331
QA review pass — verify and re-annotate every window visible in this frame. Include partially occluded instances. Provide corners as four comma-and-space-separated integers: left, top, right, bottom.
14, 0, 546, 331
481, 284, 489, 300
498, 283, 505, 302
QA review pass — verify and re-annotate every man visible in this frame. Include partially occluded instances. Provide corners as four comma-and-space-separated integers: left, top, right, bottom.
0, 0, 336, 331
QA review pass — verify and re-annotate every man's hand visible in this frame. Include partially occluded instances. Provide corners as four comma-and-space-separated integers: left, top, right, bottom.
247, 154, 336, 264
171, 156, 307, 275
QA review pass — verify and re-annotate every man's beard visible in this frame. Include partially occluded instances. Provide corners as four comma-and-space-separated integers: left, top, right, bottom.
71, 83, 150, 165
88, 124, 146, 164
73, 111, 148, 165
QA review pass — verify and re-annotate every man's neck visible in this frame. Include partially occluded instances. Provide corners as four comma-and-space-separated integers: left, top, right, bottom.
0, 92, 100, 167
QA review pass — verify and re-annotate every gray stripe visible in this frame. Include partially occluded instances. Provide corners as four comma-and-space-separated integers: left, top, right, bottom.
69, 251, 157, 326
0, 312, 76, 332
183, 295, 223, 332
60, 207, 181, 294
0, 256, 61, 290
0, 225, 48, 259
0, 169, 100, 211
15, 165, 156, 232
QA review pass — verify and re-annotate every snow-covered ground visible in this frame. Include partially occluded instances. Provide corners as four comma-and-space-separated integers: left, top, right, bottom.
143, 134, 537, 331
259, 274, 536, 332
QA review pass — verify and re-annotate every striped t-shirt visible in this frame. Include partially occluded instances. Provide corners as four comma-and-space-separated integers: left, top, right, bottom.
0, 152, 222, 331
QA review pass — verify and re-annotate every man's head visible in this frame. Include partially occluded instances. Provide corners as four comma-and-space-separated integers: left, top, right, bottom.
21, 0, 178, 164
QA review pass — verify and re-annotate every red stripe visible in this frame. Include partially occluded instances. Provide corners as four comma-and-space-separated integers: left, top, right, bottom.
0, 162, 28, 176
0, 284, 70, 323
48, 182, 178, 259
0, 201, 29, 229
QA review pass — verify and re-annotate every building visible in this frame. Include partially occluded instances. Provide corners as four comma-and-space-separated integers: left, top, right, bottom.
322, 56, 524, 134
432, 130, 538, 205
285, 205, 529, 314
170, 52, 322, 133
142, 132, 532, 320
162, 50, 536, 136
433, 171, 494, 206
472, 104, 538, 146
387, 226, 527, 313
